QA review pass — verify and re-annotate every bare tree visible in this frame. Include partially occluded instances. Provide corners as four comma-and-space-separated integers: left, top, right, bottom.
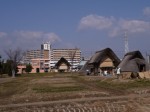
68, 48, 78, 72
5, 48, 24, 77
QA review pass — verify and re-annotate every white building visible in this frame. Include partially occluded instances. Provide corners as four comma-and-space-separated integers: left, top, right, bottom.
50, 49, 81, 70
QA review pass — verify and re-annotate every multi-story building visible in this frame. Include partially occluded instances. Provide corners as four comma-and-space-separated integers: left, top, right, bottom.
23, 50, 49, 63
24, 50, 42, 62
18, 58, 50, 73
31, 58, 50, 72
50, 49, 81, 69
23, 42, 81, 72
24, 42, 51, 63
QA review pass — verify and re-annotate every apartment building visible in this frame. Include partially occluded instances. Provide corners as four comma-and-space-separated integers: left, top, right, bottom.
23, 50, 49, 63
50, 49, 81, 69
23, 42, 50, 63
23, 42, 81, 72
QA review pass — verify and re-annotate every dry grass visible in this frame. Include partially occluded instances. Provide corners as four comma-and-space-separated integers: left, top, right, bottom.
0, 72, 150, 111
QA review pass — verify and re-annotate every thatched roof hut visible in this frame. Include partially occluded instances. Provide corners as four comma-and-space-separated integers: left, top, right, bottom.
79, 48, 121, 75
88, 48, 120, 66
118, 51, 149, 72
55, 57, 71, 72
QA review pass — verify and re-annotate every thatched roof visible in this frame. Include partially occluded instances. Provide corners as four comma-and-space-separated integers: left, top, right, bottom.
88, 48, 120, 66
118, 51, 149, 72
124, 50, 144, 59
55, 57, 71, 67
79, 48, 120, 74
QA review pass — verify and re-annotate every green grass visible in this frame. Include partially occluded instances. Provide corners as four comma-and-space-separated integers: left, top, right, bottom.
19, 72, 79, 78
96, 79, 150, 90
0, 78, 29, 97
33, 86, 86, 93
20, 72, 57, 77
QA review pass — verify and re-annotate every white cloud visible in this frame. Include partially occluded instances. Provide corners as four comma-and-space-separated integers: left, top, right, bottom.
79, 14, 150, 37
119, 19, 150, 33
78, 14, 114, 30
13, 31, 61, 43
0, 32, 7, 38
13, 31, 42, 39
143, 7, 150, 16
109, 27, 121, 37
110, 19, 150, 37
0, 31, 61, 52
43, 32, 61, 43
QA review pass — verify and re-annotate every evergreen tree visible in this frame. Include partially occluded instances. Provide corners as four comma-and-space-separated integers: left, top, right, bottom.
25, 64, 33, 74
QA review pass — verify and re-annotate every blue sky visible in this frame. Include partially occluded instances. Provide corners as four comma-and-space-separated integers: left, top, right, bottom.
0, 0, 150, 58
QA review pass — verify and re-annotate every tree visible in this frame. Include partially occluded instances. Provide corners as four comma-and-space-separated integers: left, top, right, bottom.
68, 48, 78, 72
5, 48, 24, 77
5, 60, 13, 76
0, 55, 3, 77
25, 63, 33, 74
0, 56, 19, 77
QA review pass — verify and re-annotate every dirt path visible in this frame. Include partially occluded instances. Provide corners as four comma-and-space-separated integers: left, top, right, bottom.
0, 93, 149, 108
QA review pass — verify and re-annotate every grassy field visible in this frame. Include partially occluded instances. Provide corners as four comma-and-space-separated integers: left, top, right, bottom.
0, 72, 150, 111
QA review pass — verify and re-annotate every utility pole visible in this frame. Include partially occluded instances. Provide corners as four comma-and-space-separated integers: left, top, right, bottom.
146, 52, 150, 64
124, 31, 129, 54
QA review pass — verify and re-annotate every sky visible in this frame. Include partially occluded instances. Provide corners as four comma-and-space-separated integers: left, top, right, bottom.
0, 0, 150, 58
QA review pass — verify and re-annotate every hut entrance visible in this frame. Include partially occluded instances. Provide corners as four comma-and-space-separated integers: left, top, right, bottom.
99, 58, 114, 76
100, 67, 113, 76
139, 64, 146, 72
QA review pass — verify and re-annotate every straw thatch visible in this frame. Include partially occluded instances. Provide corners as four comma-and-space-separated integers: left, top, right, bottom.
118, 51, 149, 72
79, 48, 120, 75
55, 57, 71, 72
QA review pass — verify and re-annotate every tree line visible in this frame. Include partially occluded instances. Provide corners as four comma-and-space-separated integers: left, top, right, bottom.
0, 48, 33, 78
